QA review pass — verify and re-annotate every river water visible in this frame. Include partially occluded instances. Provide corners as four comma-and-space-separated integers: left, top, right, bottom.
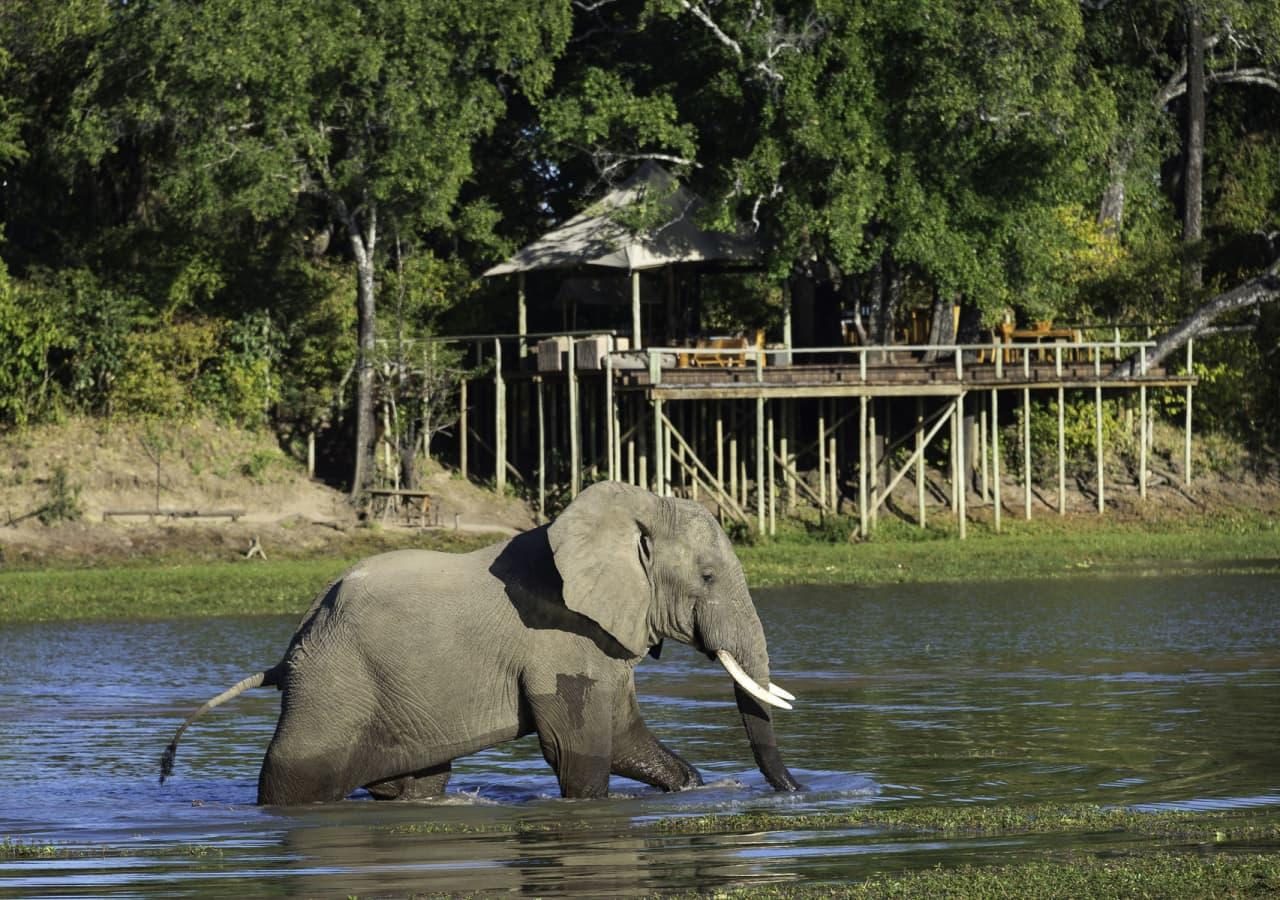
2, 574, 1278, 895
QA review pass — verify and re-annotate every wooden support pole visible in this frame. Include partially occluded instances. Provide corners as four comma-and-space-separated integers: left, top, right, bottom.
605, 346, 616, 481
631, 271, 642, 349
756, 395, 766, 534
992, 389, 1002, 533
868, 400, 879, 529
780, 400, 793, 514
494, 338, 506, 494
767, 410, 776, 536
949, 401, 958, 514
1057, 386, 1066, 516
715, 404, 725, 497
829, 425, 839, 517
638, 406, 649, 492
729, 403, 739, 505
1140, 384, 1148, 499
568, 340, 580, 498
536, 379, 546, 522
1095, 359, 1105, 514
956, 396, 967, 539
916, 397, 926, 527
1185, 340, 1194, 486
858, 395, 868, 538
1023, 386, 1032, 520
517, 273, 527, 357
459, 378, 469, 480
817, 405, 827, 511
979, 396, 989, 503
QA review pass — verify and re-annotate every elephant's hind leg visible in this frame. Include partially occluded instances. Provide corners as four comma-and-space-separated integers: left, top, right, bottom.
365, 762, 452, 801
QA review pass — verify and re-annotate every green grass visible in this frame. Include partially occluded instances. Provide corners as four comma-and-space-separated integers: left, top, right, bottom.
2, 510, 1278, 624
684, 853, 1280, 899
738, 509, 1280, 587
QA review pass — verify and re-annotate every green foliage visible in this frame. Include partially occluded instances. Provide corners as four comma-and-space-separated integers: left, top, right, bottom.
36, 463, 82, 525
1015, 393, 1129, 482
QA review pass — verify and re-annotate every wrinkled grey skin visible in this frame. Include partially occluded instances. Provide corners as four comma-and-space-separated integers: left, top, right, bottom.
162, 481, 800, 804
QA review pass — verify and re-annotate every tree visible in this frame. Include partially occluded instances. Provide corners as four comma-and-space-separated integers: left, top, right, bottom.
64, 0, 570, 496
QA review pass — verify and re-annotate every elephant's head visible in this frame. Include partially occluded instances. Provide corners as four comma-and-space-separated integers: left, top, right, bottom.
548, 480, 801, 791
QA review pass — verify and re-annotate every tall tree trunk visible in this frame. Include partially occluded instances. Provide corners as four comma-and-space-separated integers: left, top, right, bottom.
339, 196, 379, 500
1182, 4, 1206, 293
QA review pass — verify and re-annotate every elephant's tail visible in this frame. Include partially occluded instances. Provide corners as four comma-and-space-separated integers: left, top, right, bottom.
159, 665, 281, 784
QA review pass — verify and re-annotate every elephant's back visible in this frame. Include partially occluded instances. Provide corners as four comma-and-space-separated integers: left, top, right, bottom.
285, 545, 527, 755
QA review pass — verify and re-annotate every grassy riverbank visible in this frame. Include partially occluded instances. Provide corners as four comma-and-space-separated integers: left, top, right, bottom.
1, 509, 1278, 623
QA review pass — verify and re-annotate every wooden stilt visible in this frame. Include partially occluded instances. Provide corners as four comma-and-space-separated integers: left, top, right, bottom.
992, 389, 1002, 533
715, 404, 725, 500
868, 399, 879, 528
459, 378, 469, 480
1185, 340, 1194, 486
858, 395, 868, 538
536, 379, 546, 522
979, 396, 989, 503
1095, 355, 1105, 513
916, 397, 926, 527
767, 408, 776, 536
956, 395, 967, 539
494, 338, 506, 494
1022, 386, 1032, 520
817, 404, 827, 511
729, 404, 740, 506
1057, 387, 1066, 515
606, 348, 616, 481
568, 340, 580, 497
756, 396, 766, 534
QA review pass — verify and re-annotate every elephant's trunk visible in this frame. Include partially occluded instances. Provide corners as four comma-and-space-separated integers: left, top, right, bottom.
698, 588, 803, 793
734, 683, 803, 792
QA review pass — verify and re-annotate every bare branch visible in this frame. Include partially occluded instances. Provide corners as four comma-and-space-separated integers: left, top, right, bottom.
1111, 258, 1280, 377
677, 0, 745, 60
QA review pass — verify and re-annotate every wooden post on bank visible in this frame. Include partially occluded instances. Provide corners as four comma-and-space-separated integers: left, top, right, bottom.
868, 399, 879, 529
605, 342, 616, 481
858, 395, 868, 538
818, 405, 828, 511
756, 395, 766, 534
767, 412, 776, 536
459, 378, 469, 480
916, 397, 926, 527
956, 395, 967, 539
1185, 340, 1194, 486
1094, 351, 1105, 514
992, 388, 1002, 533
1138, 338, 1149, 500
568, 335, 580, 498
494, 338, 506, 494
1055, 346, 1066, 516
536, 379, 546, 521
1022, 351, 1032, 521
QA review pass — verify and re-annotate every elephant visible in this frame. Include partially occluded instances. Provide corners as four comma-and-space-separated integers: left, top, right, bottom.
160, 480, 801, 804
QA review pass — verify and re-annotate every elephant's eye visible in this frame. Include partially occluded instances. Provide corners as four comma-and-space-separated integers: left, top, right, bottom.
701, 571, 715, 587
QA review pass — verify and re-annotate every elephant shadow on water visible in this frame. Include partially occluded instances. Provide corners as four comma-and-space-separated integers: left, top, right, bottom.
161, 481, 802, 805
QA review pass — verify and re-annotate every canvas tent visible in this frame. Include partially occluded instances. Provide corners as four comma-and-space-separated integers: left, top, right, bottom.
483, 162, 759, 347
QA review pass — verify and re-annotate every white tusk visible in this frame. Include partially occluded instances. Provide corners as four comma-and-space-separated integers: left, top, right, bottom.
716, 650, 793, 710
768, 683, 796, 702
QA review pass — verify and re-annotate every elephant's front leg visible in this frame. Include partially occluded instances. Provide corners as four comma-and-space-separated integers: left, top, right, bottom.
525, 672, 617, 798
610, 690, 703, 792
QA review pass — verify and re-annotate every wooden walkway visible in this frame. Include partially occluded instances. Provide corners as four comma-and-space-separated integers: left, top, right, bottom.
449, 334, 1198, 539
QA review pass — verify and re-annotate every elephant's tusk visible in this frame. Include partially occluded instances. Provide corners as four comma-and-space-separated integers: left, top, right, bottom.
768, 683, 796, 702
716, 651, 793, 710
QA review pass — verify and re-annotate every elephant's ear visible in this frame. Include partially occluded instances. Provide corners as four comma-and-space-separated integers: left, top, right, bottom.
548, 481, 656, 658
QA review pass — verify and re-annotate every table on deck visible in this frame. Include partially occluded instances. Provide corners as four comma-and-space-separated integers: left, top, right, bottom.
986, 322, 1086, 364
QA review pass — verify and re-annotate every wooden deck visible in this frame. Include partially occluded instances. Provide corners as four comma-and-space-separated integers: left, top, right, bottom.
618, 361, 1194, 400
